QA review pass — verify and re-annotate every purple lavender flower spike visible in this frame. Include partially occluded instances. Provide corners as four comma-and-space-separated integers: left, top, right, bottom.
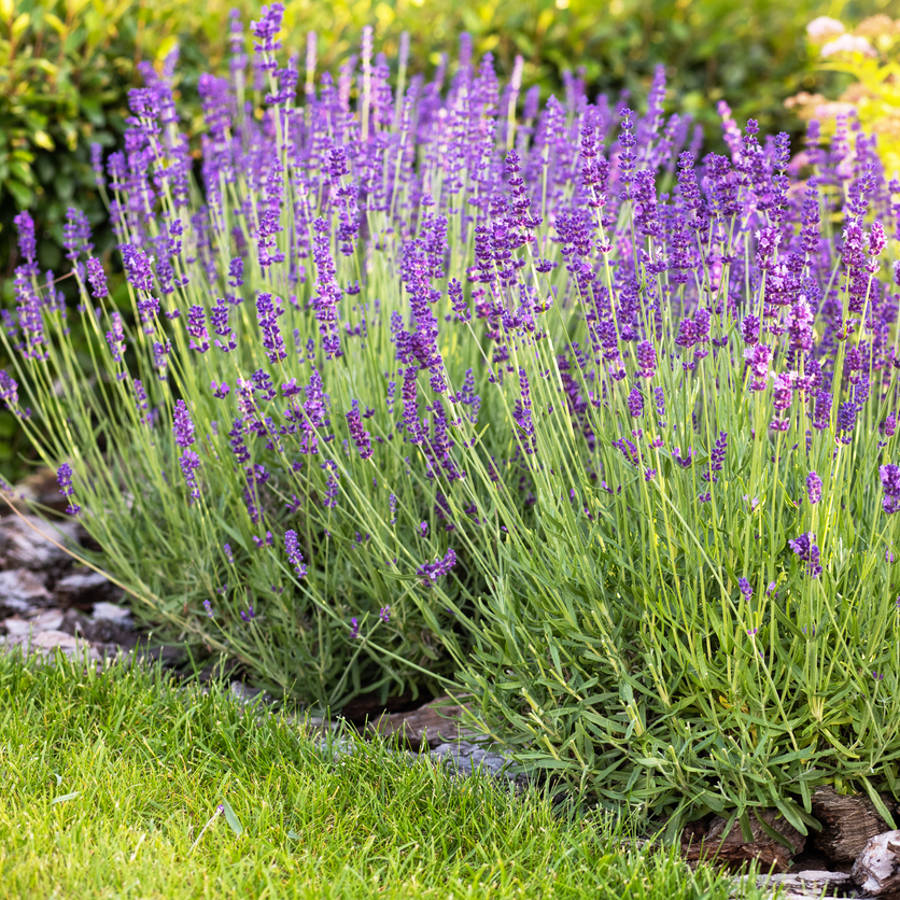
701, 431, 728, 483
256, 292, 287, 364
806, 471, 822, 504
105, 312, 127, 363
879, 464, 900, 514
789, 532, 822, 578
56, 462, 80, 516
346, 399, 373, 460
0, 370, 20, 411
417, 548, 457, 586
285, 529, 308, 577
627, 387, 643, 418
86, 257, 108, 299
173, 400, 195, 448
187, 305, 210, 353
13, 211, 37, 273
738, 578, 753, 599
178, 449, 201, 502
513, 367, 535, 453
636, 341, 656, 378
173, 401, 201, 502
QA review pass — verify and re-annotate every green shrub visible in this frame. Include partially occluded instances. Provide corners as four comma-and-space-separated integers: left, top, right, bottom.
788, 13, 900, 181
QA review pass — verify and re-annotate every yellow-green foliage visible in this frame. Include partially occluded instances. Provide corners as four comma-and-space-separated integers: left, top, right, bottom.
794, 14, 900, 180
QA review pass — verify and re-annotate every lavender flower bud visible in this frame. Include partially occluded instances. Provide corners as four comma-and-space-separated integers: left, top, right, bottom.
806, 471, 822, 504
880, 464, 900, 514
56, 462, 80, 515
346, 399, 373, 460
86, 257, 108, 299
173, 400, 195, 448
789, 532, 822, 577
285, 529, 308, 577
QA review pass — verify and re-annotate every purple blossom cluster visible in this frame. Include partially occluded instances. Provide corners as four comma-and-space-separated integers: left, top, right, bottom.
5, 15, 900, 650
56, 462, 80, 516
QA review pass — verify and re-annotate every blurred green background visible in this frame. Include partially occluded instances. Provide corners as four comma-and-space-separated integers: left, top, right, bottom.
0, 0, 893, 480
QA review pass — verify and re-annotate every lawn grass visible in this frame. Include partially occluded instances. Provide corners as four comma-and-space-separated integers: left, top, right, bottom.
0, 650, 775, 899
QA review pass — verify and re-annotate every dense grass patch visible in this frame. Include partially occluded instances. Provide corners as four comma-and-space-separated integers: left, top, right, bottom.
0, 651, 769, 899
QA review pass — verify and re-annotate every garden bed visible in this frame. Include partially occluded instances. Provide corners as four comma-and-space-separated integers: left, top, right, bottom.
3, 482, 900, 897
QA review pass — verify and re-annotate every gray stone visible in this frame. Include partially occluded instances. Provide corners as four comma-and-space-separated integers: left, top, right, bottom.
430, 740, 527, 787
26, 609, 65, 632
91, 601, 132, 624
2, 617, 33, 638
55, 571, 117, 606
0, 514, 80, 570
3, 628, 99, 661
0, 568, 50, 615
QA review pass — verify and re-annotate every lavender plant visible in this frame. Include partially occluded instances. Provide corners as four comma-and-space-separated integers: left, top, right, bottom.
3, 5, 900, 835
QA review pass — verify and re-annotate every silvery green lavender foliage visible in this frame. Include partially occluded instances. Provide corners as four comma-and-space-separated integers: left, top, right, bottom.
3, 4, 900, 833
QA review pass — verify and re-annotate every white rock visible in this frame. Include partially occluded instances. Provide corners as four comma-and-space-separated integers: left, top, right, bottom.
851, 830, 900, 896
91, 602, 132, 624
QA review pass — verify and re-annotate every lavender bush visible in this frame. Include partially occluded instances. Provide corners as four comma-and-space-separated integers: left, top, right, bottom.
3, 5, 900, 834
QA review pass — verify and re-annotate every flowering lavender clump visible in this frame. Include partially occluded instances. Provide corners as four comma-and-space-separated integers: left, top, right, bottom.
6, 14, 900, 824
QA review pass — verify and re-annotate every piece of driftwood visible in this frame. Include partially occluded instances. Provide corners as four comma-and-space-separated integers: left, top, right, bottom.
851, 830, 900, 896
367, 695, 477, 749
811, 786, 893, 864
681, 809, 805, 872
